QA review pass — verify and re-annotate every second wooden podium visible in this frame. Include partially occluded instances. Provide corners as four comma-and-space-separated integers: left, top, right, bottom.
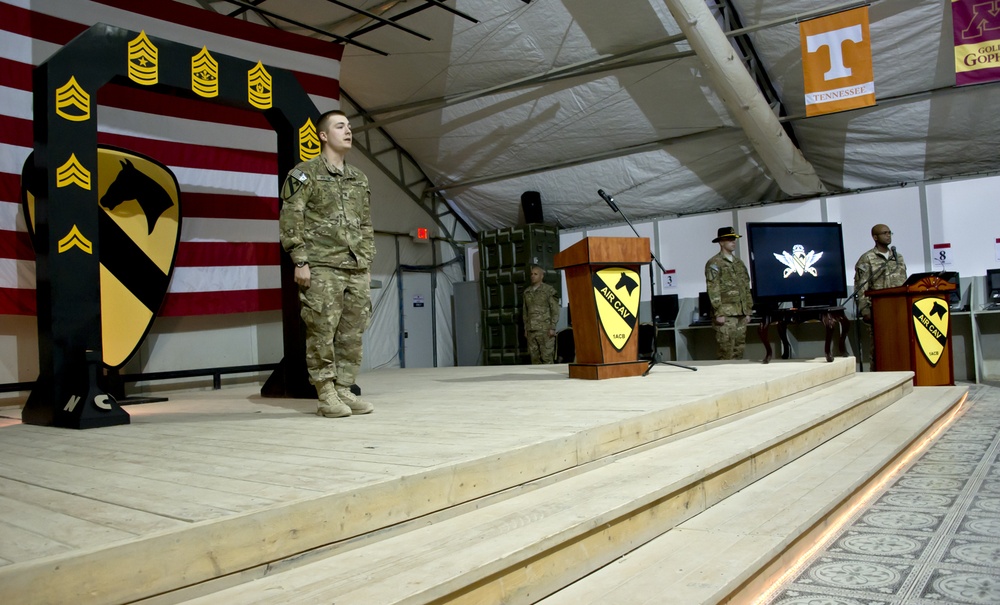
869, 273, 956, 386
554, 237, 651, 379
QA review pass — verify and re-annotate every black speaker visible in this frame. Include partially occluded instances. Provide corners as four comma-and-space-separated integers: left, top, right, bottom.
651, 294, 679, 326
698, 291, 711, 320
520, 191, 543, 224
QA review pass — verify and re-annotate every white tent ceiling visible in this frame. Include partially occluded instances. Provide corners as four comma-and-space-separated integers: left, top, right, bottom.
197, 0, 1000, 232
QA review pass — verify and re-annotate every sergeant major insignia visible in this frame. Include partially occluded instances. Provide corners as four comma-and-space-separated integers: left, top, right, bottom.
592, 267, 641, 351
191, 47, 219, 98
248, 61, 272, 109
127, 30, 158, 86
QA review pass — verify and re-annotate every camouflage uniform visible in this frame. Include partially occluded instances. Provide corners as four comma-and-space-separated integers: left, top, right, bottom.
279, 155, 375, 390
522, 281, 560, 364
705, 252, 753, 360
854, 247, 907, 369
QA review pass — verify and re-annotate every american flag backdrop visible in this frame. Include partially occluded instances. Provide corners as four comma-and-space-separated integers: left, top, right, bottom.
0, 0, 342, 316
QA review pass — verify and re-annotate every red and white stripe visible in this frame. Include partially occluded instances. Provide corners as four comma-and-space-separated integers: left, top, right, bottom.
0, 0, 342, 316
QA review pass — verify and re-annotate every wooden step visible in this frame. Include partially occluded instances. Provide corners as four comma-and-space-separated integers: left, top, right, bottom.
1, 360, 857, 605
172, 371, 917, 605
537, 385, 968, 605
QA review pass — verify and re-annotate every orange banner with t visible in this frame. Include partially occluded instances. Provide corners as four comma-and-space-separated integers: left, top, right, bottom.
800, 7, 875, 117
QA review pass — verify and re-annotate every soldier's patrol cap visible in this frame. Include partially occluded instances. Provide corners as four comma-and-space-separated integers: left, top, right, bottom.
712, 226, 741, 243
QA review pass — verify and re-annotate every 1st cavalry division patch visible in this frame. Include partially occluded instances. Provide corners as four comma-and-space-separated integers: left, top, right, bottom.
912, 297, 949, 366
22, 146, 181, 368
592, 267, 641, 351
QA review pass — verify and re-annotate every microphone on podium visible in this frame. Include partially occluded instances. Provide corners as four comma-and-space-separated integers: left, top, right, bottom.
890, 245, 897, 261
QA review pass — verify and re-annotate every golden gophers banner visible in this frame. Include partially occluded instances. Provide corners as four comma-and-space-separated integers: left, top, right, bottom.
952, 0, 1000, 86
800, 7, 875, 117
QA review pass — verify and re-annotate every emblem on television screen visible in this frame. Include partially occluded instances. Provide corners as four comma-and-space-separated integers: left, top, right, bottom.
773, 244, 824, 278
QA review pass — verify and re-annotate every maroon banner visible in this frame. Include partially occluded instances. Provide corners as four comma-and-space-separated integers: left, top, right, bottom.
953, 0, 1000, 86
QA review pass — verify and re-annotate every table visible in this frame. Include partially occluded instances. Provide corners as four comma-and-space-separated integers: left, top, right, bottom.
758, 306, 850, 363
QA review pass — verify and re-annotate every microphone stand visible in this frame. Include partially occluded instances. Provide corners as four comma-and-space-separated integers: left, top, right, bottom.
598, 190, 696, 375
846, 249, 897, 372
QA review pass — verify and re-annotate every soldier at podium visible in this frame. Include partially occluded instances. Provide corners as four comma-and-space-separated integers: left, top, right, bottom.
705, 227, 753, 360
853, 224, 908, 369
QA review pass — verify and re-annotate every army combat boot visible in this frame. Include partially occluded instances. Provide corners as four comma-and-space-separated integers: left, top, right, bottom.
316, 382, 351, 418
335, 384, 374, 415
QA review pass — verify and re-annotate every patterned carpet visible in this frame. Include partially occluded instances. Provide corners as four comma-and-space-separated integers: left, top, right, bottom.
763, 382, 1000, 605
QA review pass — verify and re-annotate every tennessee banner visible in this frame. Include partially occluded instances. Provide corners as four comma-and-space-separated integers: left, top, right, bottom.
800, 7, 875, 117
952, 0, 1000, 86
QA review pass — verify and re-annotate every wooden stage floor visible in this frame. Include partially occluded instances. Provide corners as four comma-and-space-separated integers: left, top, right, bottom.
0, 359, 856, 604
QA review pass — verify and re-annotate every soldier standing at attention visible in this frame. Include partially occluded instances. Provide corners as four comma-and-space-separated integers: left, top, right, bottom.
705, 227, 753, 360
522, 264, 560, 364
853, 223, 907, 370
279, 109, 376, 418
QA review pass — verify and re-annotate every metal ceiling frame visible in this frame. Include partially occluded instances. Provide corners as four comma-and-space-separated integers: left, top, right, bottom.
207, 0, 478, 242
216, 0, 390, 55
215, 0, 479, 54
318, 0, 431, 41
339, 91, 475, 256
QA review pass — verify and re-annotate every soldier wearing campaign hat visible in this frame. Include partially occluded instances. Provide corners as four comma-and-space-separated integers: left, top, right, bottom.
705, 227, 753, 360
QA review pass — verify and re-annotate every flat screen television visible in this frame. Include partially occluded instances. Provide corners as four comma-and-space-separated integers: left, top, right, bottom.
746, 222, 848, 308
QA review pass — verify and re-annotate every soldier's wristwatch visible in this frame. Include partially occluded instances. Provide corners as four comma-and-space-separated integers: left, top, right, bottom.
295, 261, 308, 267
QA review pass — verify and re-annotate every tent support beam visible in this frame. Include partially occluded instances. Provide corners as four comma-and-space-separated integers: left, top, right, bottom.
661, 0, 826, 196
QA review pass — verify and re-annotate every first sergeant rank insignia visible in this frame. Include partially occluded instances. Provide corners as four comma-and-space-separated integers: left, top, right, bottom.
299, 118, 320, 161
592, 267, 641, 351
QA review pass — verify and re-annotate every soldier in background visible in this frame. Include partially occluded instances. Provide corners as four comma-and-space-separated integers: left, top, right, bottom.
705, 227, 753, 360
522, 265, 560, 364
853, 224, 907, 370
279, 109, 376, 418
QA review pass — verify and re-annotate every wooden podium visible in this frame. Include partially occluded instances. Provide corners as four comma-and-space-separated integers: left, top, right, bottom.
554, 237, 651, 380
868, 273, 957, 386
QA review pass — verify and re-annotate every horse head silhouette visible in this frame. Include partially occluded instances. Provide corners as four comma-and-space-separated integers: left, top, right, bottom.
100, 159, 172, 235
615, 271, 638, 295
